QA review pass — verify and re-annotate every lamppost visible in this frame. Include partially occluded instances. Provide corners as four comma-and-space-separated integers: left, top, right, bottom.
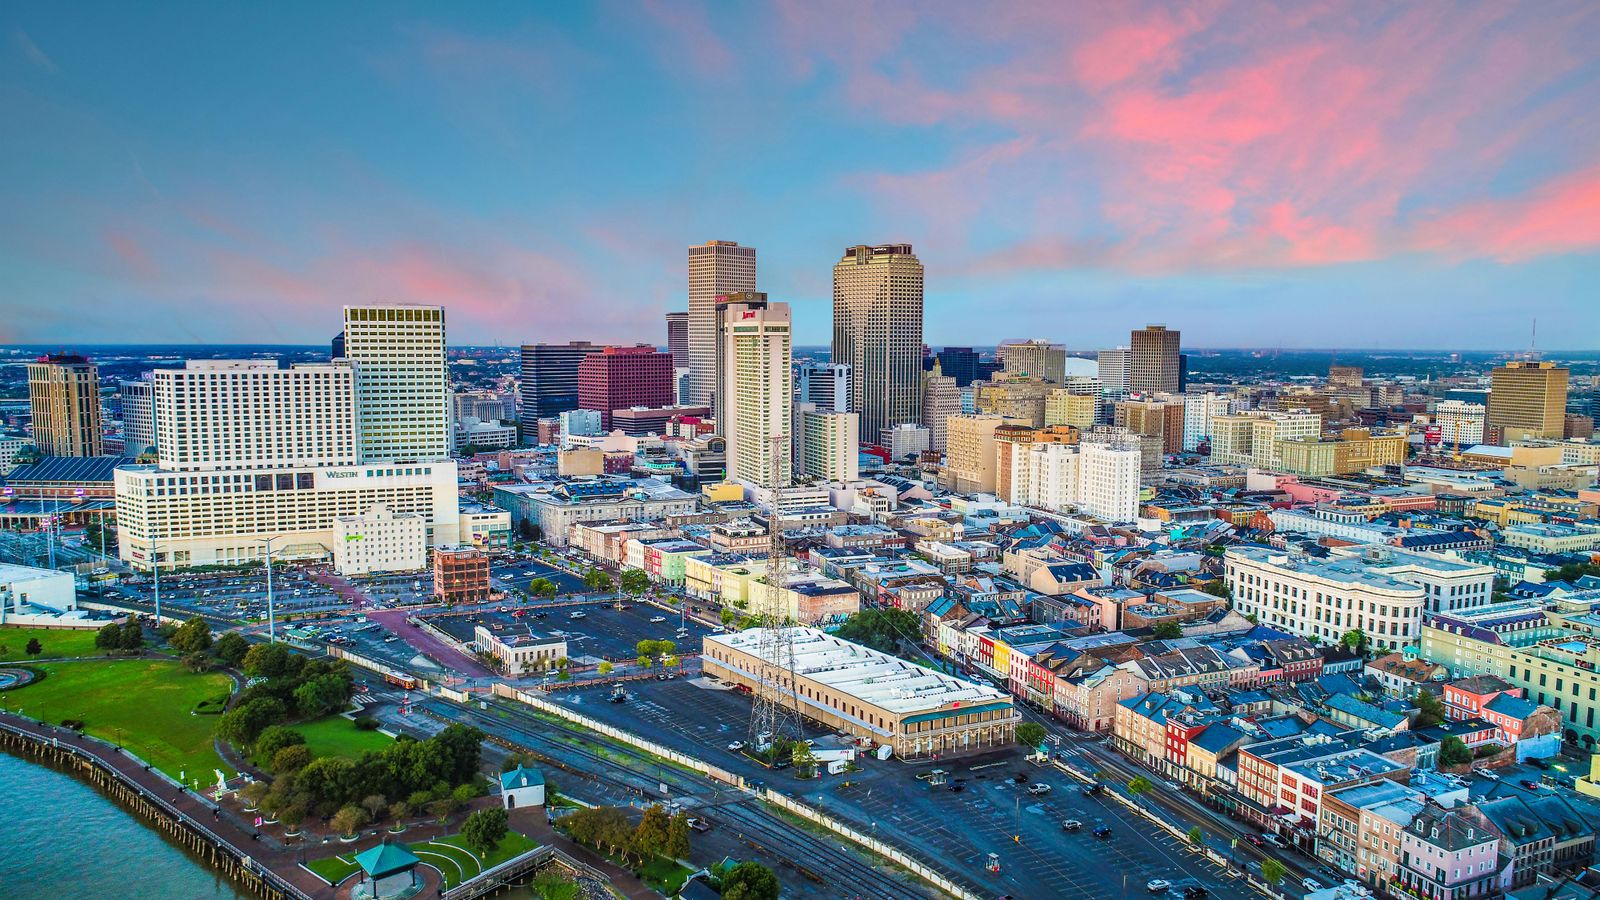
150, 533, 163, 626
258, 535, 292, 642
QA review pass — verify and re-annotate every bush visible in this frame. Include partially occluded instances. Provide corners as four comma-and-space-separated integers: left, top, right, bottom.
61, 718, 86, 731
353, 716, 380, 731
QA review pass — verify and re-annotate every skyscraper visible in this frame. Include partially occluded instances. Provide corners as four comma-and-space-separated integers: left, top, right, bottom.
577, 345, 675, 430
797, 363, 851, 413
342, 305, 450, 462
832, 243, 924, 439
1098, 347, 1131, 418
1000, 340, 1067, 384
930, 347, 982, 387
518, 341, 600, 441
720, 296, 792, 487
664, 311, 689, 368
119, 377, 154, 459
26, 354, 103, 457
796, 404, 859, 482
1129, 325, 1181, 395
921, 361, 961, 453
1487, 361, 1569, 443
687, 240, 756, 407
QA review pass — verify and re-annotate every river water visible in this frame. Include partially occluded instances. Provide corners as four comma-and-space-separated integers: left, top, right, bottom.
0, 752, 248, 899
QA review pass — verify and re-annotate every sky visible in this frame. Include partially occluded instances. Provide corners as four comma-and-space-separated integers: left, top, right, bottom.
2, 2, 1598, 350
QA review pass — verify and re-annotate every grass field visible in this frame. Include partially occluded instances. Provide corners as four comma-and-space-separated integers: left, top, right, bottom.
412, 830, 538, 888
286, 714, 393, 762
0, 626, 103, 662
3, 658, 231, 780
304, 854, 362, 886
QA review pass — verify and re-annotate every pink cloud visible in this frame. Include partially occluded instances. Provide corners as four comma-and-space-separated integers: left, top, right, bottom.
638, 0, 735, 78
1072, 11, 1199, 91
104, 231, 158, 278
1413, 166, 1600, 263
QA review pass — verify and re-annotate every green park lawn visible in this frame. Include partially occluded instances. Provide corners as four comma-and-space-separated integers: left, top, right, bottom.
289, 714, 394, 762
413, 830, 538, 888
2, 658, 232, 781
0, 626, 103, 662
305, 854, 363, 887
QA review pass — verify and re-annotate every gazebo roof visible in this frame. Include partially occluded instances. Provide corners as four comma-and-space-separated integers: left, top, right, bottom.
500, 764, 545, 791
354, 840, 420, 878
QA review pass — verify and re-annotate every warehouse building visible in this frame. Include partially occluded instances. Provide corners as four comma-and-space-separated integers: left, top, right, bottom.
701, 627, 1017, 759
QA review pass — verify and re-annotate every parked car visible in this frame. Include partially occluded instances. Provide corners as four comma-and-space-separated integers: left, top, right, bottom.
1082, 782, 1105, 797
1182, 888, 1210, 899
1260, 832, 1285, 848
1474, 768, 1500, 781
948, 783, 965, 793
1146, 879, 1171, 893
1061, 819, 1082, 832
686, 817, 711, 833
650, 616, 667, 623
1026, 783, 1052, 796
1243, 834, 1265, 847
1093, 826, 1112, 840
1302, 878, 1323, 891
726, 740, 746, 752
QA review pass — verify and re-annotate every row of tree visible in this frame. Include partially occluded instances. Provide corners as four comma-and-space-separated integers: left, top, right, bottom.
560, 804, 692, 867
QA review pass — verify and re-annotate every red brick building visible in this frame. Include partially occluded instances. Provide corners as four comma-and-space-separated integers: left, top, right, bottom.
433, 546, 490, 604
577, 345, 674, 430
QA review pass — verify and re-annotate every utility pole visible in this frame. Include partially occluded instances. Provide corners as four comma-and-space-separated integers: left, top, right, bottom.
259, 534, 291, 642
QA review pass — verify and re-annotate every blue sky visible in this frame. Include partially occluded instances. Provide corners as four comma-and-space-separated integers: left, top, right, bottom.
2, 1, 1597, 348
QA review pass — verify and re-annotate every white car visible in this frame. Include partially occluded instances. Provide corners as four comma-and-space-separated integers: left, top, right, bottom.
1302, 878, 1323, 891
1475, 768, 1500, 781
1146, 879, 1171, 893
650, 616, 667, 623
726, 740, 746, 752
1026, 783, 1052, 796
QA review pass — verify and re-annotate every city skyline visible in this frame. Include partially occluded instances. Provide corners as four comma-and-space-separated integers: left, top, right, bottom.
4, 2, 1599, 349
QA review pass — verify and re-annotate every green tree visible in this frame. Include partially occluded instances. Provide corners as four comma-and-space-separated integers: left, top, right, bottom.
241, 642, 297, 678
1260, 858, 1286, 884
632, 804, 670, 859
293, 672, 351, 718
118, 620, 144, 650
1187, 825, 1204, 847
182, 651, 211, 673
254, 725, 307, 761
330, 804, 370, 837
720, 608, 737, 625
721, 861, 780, 900
1340, 629, 1371, 657
1413, 689, 1446, 728
213, 631, 249, 666
583, 568, 614, 593
1439, 735, 1472, 768
1015, 722, 1048, 750
597, 660, 614, 676
271, 745, 313, 774
95, 622, 124, 652
831, 608, 922, 655
665, 812, 691, 860
790, 742, 819, 777
619, 568, 650, 596
528, 578, 558, 599
169, 616, 213, 654
1199, 579, 1230, 599
24, 638, 42, 657
1127, 775, 1155, 805
462, 807, 510, 856
217, 697, 288, 747
1151, 621, 1183, 640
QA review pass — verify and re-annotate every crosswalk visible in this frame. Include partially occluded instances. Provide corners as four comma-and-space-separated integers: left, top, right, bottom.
351, 692, 377, 706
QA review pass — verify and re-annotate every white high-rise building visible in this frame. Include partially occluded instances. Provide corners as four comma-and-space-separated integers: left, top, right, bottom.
832, 244, 924, 439
1097, 348, 1131, 418
921, 362, 961, 453
152, 360, 357, 471
115, 314, 459, 572
342, 305, 450, 462
1078, 437, 1142, 523
687, 240, 757, 408
796, 404, 859, 482
1182, 392, 1233, 453
721, 297, 792, 487
1434, 400, 1486, 447
1019, 442, 1080, 512
797, 363, 851, 413
1210, 409, 1321, 468
119, 377, 154, 458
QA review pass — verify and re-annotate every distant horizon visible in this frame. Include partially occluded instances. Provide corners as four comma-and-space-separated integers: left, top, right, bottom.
4, 342, 1599, 356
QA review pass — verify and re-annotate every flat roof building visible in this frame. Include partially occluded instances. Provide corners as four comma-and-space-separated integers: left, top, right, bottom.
702, 627, 1017, 759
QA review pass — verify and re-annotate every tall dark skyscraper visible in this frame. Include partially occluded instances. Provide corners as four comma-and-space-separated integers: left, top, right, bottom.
930, 347, 981, 387
518, 341, 600, 441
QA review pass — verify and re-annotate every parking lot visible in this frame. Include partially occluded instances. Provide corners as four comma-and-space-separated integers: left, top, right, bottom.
422, 598, 717, 668
551, 677, 1247, 898
105, 567, 347, 623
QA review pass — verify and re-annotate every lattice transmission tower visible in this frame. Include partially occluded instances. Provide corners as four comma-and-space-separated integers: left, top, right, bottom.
748, 431, 805, 749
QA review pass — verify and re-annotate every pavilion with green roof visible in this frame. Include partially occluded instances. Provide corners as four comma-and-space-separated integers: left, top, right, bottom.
353, 839, 422, 900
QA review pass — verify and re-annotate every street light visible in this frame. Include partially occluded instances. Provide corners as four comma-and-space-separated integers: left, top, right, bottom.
258, 534, 293, 642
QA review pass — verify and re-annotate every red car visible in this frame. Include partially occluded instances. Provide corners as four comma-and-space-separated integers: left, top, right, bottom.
1243, 835, 1265, 847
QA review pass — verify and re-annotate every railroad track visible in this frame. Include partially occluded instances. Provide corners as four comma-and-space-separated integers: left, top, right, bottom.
424, 698, 940, 900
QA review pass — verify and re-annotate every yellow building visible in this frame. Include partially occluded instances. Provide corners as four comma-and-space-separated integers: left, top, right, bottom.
1488, 361, 1569, 442
1045, 389, 1098, 429
941, 414, 1014, 495
1276, 428, 1407, 476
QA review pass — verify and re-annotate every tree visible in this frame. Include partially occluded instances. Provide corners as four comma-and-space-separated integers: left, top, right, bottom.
1187, 825, 1204, 847
118, 620, 144, 650
271, 745, 313, 774
24, 638, 42, 657
632, 804, 670, 859
1015, 722, 1047, 750
832, 608, 922, 655
361, 794, 389, 822
1439, 735, 1472, 768
720, 608, 737, 625
293, 672, 352, 718
462, 807, 510, 856
1199, 579, 1230, 599
213, 631, 249, 666
528, 578, 558, 599
182, 652, 211, 673
619, 569, 650, 597
169, 616, 213, 654
1260, 858, 1286, 884
1151, 622, 1183, 640
1340, 629, 1371, 657
254, 725, 307, 761
241, 642, 297, 679
721, 861, 780, 900
1413, 689, 1446, 728
583, 568, 613, 593
95, 622, 124, 652
1127, 776, 1155, 806
665, 812, 691, 860
598, 660, 614, 676
217, 697, 287, 747
790, 742, 819, 778
278, 803, 306, 833
330, 804, 370, 837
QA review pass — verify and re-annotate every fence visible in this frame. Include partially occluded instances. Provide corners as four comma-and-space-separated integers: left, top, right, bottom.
440, 845, 609, 900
